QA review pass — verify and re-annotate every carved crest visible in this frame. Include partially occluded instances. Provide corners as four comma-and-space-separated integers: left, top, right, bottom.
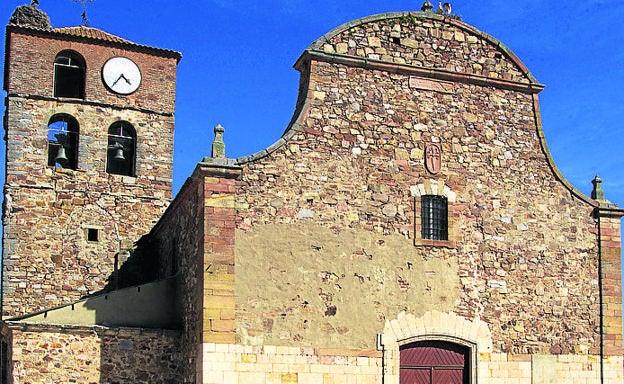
424, 143, 441, 174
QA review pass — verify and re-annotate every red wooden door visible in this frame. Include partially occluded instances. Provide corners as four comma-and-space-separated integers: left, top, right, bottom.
400, 341, 469, 384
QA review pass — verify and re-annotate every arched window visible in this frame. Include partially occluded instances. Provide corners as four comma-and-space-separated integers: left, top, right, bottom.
106, 121, 136, 176
53, 50, 86, 98
400, 340, 470, 384
48, 114, 79, 169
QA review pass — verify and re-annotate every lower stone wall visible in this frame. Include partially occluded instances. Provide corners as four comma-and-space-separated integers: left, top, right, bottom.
201, 343, 382, 384
480, 353, 623, 384
201, 342, 623, 384
6, 324, 181, 384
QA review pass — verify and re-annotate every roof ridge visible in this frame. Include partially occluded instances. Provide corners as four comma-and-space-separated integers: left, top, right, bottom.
7, 23, 182, 61
52, 25, 137, 45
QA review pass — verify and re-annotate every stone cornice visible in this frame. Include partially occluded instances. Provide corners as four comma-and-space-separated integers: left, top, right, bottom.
5, 93, 175, 117
295, 49, 544, 94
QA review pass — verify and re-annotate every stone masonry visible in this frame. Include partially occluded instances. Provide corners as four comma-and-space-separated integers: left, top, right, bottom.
233, 14, 601, 356
4, 323, 181, 383
2, 24, 180, 317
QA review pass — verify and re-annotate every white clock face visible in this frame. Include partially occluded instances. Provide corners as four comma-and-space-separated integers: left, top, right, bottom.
102, 56, 142, 95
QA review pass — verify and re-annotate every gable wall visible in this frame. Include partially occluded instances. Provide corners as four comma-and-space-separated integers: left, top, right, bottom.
233, 15, 600, 356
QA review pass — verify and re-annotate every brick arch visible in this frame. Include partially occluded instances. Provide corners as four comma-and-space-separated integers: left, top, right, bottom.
380, 311, 492, 384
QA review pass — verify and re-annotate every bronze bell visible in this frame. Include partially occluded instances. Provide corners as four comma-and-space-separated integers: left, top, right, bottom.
114, 147, 125, 161
55, 146, 68, 165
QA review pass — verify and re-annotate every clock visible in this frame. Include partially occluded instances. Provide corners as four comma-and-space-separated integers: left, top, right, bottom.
102, 56, 142, 95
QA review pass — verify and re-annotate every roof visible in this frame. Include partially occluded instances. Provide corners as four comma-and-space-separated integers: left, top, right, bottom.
6, 23, 182, 62
53, 25, 136, 45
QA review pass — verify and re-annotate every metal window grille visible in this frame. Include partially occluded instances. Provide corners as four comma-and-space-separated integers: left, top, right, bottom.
421, 195, 448, 240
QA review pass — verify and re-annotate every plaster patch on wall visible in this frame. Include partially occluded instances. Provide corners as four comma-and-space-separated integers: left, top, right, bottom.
235, 222, 459, 349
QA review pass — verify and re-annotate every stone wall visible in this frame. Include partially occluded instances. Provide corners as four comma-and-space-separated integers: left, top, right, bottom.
145, 162, 243, 382
199, 345, 623, 384
146, 166, 207, 383
198, 311, 623, 384
2, 28, 177, 317
314, 13, 536, 86
6, 324, 181, 383
232, 12, 603, 358
202, 343, 382, 384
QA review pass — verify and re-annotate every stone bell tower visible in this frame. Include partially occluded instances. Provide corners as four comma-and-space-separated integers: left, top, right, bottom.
1, 2, 181, 318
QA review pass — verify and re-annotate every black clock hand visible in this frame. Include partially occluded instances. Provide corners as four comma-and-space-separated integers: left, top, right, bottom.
112, 73, 131, 87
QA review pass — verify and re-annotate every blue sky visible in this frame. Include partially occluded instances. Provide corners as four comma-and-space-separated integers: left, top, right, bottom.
1, 1, 622, 208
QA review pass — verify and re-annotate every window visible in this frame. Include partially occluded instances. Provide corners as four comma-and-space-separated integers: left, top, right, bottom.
48, 114, 79, 169
87, 228, 99, 242
106, 121, 136, 176
421, 195, 448, 240
53, 50, 86, 98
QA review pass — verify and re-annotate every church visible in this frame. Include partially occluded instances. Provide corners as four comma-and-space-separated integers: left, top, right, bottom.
1, 1, 622, 383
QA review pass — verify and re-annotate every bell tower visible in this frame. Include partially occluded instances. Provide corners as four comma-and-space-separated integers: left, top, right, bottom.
2, 3, 181, 318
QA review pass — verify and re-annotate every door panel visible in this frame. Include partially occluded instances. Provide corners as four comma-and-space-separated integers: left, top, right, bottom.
400, 368, 430, 384
400, 341, 469, 384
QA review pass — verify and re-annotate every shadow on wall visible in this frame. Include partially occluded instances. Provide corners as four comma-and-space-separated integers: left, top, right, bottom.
102, 235, 163, 292
84, 234, 184, 383
4, 241, 185, 383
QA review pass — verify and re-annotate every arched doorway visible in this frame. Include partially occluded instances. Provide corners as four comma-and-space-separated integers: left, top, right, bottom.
400, 340, 470, 384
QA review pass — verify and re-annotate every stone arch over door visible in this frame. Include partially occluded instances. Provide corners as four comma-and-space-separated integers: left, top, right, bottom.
380, 311, 492, 384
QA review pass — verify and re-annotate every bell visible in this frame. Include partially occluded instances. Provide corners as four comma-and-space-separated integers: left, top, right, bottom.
55, 146, 68, 165
114, 147, 125, 161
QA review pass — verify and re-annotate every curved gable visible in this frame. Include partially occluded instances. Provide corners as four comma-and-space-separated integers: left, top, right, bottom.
303, 12, 543, 93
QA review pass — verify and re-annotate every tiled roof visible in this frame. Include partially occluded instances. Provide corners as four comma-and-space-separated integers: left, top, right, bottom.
7, 24, 182, 61
53, 26, 135, 45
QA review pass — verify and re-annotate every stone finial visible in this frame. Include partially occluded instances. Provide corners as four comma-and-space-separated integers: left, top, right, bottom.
31, 0, 39, 7
421, 1, 434, 12
591, 175, 605, 201
211, 124, 226, 159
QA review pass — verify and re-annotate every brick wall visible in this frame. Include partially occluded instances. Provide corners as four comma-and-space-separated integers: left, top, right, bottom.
596, 208, 624, 357
5, 27, 179, 113
145, 161, 243, 382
